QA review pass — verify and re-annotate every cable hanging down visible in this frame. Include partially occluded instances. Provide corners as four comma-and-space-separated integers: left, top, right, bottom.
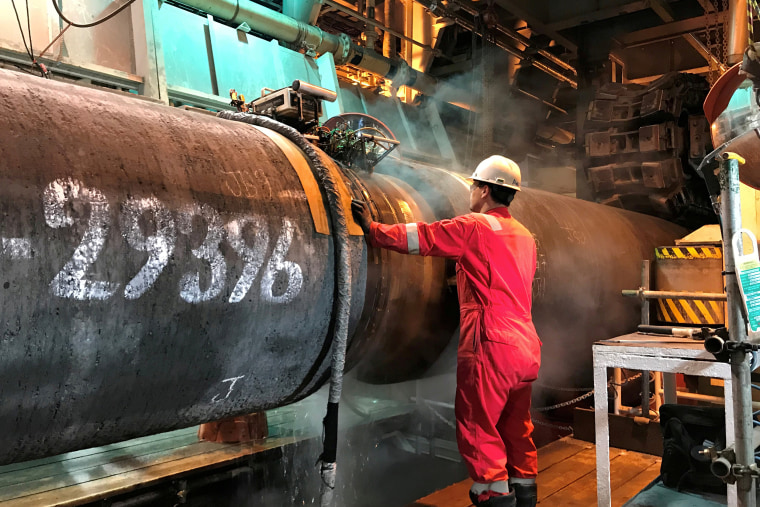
50, 0, 138, 28
216, 112, 353, 507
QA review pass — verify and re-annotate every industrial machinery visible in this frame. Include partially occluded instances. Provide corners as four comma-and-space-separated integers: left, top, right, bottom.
245, 79, 338, 131
0, 68, 686, 467
583, 73, 715, 227
233, 80, 400, 172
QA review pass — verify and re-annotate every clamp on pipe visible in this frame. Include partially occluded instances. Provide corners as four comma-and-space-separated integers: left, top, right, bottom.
336, 33, 353, 65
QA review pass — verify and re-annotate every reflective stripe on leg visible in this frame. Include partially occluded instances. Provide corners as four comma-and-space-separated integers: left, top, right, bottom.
509, 478, 536, 485
489, 480, 509, 493
471, 482, 490, 494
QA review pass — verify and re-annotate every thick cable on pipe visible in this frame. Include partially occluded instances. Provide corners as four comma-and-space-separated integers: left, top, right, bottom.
216, 112, 351, 495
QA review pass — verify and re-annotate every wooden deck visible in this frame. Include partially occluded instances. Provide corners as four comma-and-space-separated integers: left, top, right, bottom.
0, 431, 659, 507
408, 437, 662, 507
0, 427, 300, 506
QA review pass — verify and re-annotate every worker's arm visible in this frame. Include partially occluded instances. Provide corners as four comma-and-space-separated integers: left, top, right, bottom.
352, 199, 472, 259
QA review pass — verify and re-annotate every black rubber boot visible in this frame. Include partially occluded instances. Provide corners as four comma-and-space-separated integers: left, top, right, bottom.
469, 490, 517, 507
511, 483, 538, 507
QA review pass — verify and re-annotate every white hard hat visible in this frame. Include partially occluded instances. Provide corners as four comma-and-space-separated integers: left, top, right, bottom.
469, 155, 521, 191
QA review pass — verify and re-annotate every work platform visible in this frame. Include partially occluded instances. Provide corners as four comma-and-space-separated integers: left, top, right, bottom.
0, 431, 659, 507
409, 437, 661, 507
0, 427, 301, 506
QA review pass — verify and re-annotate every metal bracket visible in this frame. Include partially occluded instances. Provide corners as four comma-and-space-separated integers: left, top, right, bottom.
694, 144, 728, 215
733, 463, 760, 479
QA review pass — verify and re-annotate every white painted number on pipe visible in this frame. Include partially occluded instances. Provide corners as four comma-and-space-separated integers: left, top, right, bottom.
38, 180, 304, 304
43, 179, 120, 300
211, 375, 245, 403
178, 203, 227, 303
121, 197, 177, 299
1, 238, 32, 259
225, 214, 268, 303
260, 218, 303, 304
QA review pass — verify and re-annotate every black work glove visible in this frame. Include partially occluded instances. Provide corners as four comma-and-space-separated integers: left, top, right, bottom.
351, 199, 372, 234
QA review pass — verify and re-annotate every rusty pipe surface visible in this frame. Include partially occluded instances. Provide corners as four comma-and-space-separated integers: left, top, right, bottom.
0, 69, 684, 464
0, 69, 453, 464
371, 162, 687, 388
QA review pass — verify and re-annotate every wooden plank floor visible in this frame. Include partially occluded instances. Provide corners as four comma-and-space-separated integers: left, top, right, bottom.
408, 437, 661, 507
0, 427, 301, 507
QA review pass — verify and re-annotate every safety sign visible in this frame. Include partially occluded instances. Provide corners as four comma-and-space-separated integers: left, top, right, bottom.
733, 229, 760, 332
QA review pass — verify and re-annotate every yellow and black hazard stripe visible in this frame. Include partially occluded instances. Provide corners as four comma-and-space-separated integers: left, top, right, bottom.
656, 298, 725, 325
654, 246, 724, 324
655, 246, 722, 260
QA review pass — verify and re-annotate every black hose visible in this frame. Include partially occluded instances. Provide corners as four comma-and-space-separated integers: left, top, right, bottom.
216, 112, 352, 497
50, 0, 138, 28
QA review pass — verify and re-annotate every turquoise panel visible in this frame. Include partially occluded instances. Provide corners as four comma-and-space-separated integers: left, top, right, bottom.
157, 4, 215, 94
338, 84, 367, 115
208, 21, 323, 102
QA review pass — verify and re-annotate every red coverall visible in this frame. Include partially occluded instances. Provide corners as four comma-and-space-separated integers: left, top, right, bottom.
369, 207, 541, 483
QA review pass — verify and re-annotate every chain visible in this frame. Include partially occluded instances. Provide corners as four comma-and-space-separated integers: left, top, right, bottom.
532, 372, 644, 413
608, 372, 643, 389
535, 383, 594, 392
532, 418, 573, 433
533, 390, 594, 412
706, 3, 717, 85
722, 0, 729, 68
749, 0, 754, 46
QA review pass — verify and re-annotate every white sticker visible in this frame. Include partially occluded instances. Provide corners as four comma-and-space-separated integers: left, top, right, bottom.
178, 203, 227, 303
260, 218, 303, 304
121, 197, 176, 300
225, 214, 268, 303
43, 178, 119, 300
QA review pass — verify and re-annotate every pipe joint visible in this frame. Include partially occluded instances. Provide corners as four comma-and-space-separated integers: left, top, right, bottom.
336, 33, 353, 65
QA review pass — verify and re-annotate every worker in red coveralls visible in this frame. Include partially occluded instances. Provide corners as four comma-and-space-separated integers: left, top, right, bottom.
352, 156, 541, 507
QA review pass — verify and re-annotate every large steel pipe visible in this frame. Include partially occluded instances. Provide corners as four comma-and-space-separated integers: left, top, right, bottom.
373, 162, 687, 389
0, 69, 453, 464
0, 69, 684, 465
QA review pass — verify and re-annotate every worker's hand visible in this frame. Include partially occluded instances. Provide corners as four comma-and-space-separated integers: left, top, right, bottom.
351, 199, 372, 234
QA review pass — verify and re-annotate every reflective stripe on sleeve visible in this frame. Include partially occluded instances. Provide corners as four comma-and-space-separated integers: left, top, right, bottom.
482, 214, 502, 231
406, 223, 420, 255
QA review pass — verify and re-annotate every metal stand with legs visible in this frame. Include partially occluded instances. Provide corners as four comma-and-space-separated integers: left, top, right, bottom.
719, 155, 756, 507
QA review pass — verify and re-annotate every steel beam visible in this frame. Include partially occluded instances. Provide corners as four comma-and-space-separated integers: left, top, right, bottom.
647, 0, 727, 72
617, 12, 728, 48
494, 0, 578, 53
544, 1, 651, 32
445, 2, 576, 74
0, 48, 143, 90
418, 0, 577, 87
625, 65, 710, 84
323, 0, 438, 55
696, 0, 719, 13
